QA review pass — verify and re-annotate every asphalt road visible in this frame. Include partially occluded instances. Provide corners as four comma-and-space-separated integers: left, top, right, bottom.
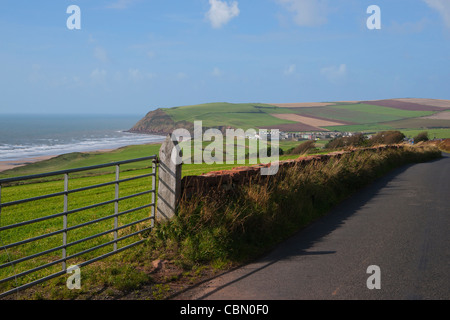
175, 153, 450, 300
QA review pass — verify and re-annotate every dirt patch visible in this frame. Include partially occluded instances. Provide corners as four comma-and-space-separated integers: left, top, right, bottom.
393, 98, 450, 109
0, 156, 58, 173
439, 139, 450, 152
423, 111, 450, 120
420, 139, 450, 153
118, 261, 225, 301
271, 114, 348, 127
362, 99, 445, 112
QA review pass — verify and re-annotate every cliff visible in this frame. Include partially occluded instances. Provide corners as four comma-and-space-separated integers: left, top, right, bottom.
127, 108, 194, 135
128, 107, 234, 135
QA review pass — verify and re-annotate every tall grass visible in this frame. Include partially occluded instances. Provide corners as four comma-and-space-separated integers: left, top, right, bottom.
151, 145, 442, 267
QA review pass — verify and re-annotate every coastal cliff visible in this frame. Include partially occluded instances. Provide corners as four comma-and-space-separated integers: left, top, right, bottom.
128, 107, 233, 135
127, 108, 194, 135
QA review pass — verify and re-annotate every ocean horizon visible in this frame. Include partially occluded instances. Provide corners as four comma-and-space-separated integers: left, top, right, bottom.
0, 113, 165, 162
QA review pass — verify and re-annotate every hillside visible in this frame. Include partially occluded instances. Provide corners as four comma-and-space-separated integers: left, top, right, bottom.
128, 99, 450, 136
127, 108, 195, 135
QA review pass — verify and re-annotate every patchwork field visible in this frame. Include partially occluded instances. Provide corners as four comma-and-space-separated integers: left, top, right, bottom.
392, 98, 450, 109
278, 103, 434, 125
362, 99, 446, 112
132, 99, 450, 137
423, 111, 450, 120
270, 114, 347, 127
384, 118, 450, 129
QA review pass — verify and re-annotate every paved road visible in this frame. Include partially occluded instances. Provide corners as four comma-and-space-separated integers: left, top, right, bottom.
175, 153, 450, 300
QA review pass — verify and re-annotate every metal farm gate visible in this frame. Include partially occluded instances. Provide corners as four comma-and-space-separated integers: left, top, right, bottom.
0, 156, 157, 298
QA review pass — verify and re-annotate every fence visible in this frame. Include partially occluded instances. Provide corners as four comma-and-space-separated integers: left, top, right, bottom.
0, 156, 157, 298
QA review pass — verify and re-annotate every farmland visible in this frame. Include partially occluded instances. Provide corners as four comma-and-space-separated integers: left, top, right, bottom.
134, 99, 450, 137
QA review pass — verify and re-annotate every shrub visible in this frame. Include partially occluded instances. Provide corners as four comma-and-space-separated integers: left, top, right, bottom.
287, 140, 316, 155
325, 133, 366, 149
369, 131, 405, 146
414, 131, 429, 144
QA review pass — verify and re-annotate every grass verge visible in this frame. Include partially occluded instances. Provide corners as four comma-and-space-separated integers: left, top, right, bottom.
152, 145, 441, 267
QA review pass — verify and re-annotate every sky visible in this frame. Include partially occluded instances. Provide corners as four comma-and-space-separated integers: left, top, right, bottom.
0, 0, 449, 115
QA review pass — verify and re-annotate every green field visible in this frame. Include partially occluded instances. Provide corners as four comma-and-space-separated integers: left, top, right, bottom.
399, 128, 450, 139
0, 144, 162, 180
0, 165, 155, 294
164, 103, 296, 130
295, 104, 435, 125
158, 101, 448, 136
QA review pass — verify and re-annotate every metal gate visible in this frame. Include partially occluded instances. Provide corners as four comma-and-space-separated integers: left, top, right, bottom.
0, 156, 157, 298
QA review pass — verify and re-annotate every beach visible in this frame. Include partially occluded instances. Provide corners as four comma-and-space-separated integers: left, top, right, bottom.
0, 148, 117, 173
0, 155, 58, 172
0, 114, 166, 173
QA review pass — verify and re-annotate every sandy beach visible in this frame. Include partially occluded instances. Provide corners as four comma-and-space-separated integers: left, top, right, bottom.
0, 148, 118, 173
0, 155, 58, 172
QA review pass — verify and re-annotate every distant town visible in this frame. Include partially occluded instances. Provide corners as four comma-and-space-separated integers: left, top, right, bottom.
250, 129, 360, 141
249, 129, 429, 146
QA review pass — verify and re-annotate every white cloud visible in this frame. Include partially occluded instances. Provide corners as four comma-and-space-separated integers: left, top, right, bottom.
90, 68, 107, 83
128, 68, 155, 81
212, 67, 223, 77
94, 47, 108, 63
176, 72, 188, 80
423, 0, 450, 28
284, 64, 296, 75
128, 68, 143, 81
206, 0, 240, 29
276, 0, 328, 27
321, 64, 347, 84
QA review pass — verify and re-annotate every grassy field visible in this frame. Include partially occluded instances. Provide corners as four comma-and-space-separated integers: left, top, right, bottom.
400, 128, 450, 139
322, 125, 450, 138
0, 144, 162, 180
335, 103, 435, 119
164, 103, 297, 130
162, 101, 440, 131
323, 123, 394, 132
295, 104, 436, 125
0, 166, 155, 295
134, 101, 449, 137
0, 139, 309, 180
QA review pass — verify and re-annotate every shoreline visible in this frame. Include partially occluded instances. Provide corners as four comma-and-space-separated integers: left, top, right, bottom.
0, 155, 59, 172
0, 144, 161, 173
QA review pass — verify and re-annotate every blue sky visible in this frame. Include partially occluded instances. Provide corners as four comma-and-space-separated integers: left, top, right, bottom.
0, 0, 449, 115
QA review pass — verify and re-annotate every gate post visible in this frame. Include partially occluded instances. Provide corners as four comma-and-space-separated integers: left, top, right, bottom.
157, 134, 182, 221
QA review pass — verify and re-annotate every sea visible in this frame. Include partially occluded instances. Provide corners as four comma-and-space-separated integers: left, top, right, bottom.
0, 114, 165, 162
